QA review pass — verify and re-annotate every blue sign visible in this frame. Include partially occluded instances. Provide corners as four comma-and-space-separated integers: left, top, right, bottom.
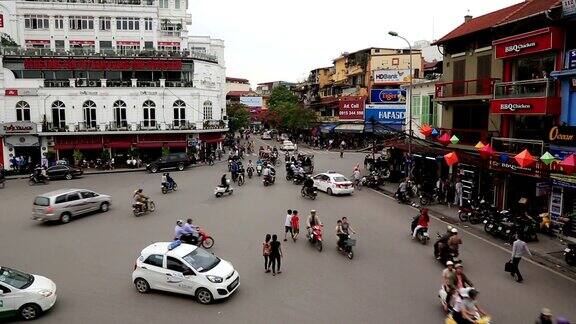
568, 49, 576, 69
370, 89, 406, 104
364, 104, 406, 125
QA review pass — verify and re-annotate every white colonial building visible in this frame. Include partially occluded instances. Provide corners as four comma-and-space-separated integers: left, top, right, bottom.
0, 0, 226, 167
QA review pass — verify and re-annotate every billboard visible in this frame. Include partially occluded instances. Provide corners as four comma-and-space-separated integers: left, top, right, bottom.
364, 104, 406, 125
370, 89, 406, 104
338, 96, 365, 120
373, 69, 411, 84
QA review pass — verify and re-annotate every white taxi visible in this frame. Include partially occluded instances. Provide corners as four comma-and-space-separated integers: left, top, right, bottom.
280, 140, 297, 151
0, 266, 57, 321
132, 242, 240, 304
313, 172, 354, 195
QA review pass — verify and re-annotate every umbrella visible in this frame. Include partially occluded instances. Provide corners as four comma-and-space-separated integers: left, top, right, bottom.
514, 149, 535, 168
475, 141, 485, 150
560, 154, 576, 174
450, 135, 460, 145
480, 144, 494, 159
431, 128, 439, 137
420, 125, 432, 137
444, 151, 459, 166
438, 133, 451, 146
539, 151, 555, 165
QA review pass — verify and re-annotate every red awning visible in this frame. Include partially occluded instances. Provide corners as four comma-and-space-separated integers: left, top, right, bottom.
158, 41, 180, 46
137, 142, 164, 148
117, 40, 140, 46
107, 142, 132, 149
25, 40, 50, 45
76, 143, 103, 150
165, 141, 187, 148
69, 40, 95, 45
54, 144, 76, 150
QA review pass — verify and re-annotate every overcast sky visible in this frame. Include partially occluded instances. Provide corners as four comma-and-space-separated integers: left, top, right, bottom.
188, 0, 520, 87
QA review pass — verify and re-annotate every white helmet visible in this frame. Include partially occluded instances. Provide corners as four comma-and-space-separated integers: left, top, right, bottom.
451, 228, 458, 234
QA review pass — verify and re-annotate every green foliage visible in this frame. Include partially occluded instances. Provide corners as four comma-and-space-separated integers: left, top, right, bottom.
100, 150, 111, 162
129, 147, 140, 158
162, 146, 170, 157
226, 102, 251, 133
268, 85, 298, 109
0, 33, 17, 47
72, 149, 83, 165
268, 86, 316, 131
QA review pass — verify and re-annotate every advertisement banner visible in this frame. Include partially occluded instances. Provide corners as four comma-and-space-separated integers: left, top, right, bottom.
548, 126, 576, 146
493, 28, 562, 59
370, 89, 406, 103
239, 96, 263, 108
568, 49, 576, 69
0, 122, 37, 135
373, 69, 411, 84
563, 0, 576, 16
364, 104, 406, 125
24, 58, 182, 71
490, 97, 560, 115
338, 96, 365, 120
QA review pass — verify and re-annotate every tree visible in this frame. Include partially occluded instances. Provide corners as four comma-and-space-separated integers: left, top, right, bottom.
267, 86, 316, 132
268, 85, 298, 109
226, 102, 251, 133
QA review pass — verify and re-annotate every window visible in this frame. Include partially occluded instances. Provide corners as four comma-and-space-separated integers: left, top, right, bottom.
99, 17, 111, 31
24, 15, 49, 30
113, 100, 127, 128
69, 16, 94, 30
55, 195, 66, 204
144, 254, 163, 267
116, 17, 139, 31
166, 257, 189, 273
410, 95, 421, 117
0, 267, 33, 290
173, 100, 186, 127
55, 40, 65, 48
54, 16, 64, 30
51, 101, 66, 129
175, 0, 180, 9
143, 100, 156, 128
16, 101, 31, 122
83, 100, 97, 129
66, 193, 81, 202
159, 0, 168, 8
144, 18, 153, 31
203, 100, 213, 120
0, 284, 11, 294
452, 59, 466, 95
80, 191, 96, 199
420, 94, 430, 125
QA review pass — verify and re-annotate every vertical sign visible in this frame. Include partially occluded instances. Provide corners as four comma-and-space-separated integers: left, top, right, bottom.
0, 14, 4, 28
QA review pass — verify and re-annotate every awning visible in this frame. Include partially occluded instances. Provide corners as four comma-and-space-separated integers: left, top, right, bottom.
334, 124, 364, 133
550, 145, 576, 160
76, 143, 103, 150
319, 124, 337, 134
106, 142, 132, 149
137, 142, 164, 148
54, 143, 75, 150
199, 133, 223, 142
165, 141, 187, 148
364, 123, 402, 134
117, 40, 140, 46
4, 135, 39, 147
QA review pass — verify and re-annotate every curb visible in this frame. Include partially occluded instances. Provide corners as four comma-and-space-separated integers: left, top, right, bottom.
377, 185, 576, 280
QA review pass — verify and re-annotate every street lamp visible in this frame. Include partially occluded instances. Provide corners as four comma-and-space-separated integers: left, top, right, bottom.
388, 30, 413, 156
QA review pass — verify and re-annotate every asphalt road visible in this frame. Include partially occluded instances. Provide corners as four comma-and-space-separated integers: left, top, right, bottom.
1, 141, 575, 323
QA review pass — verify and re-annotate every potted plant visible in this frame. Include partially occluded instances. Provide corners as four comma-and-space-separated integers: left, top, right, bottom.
72, 149, 83, 167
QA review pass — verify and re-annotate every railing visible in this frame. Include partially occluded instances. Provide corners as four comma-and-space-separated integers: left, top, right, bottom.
437, 128, 498, 146
1, 47, 218, 63
493, 78, 555, 99
435, 78, 499, 99
137, 80, 160, 87
42, 122, 68, 132
44, 79, 71, 87
170, 121, 196, 130
24, 0, 155, 5
76, 122, 98, 132
106, 121, 129, 131
203, 119, 226, 130
75, 79, 102, 87
165, 80, 193, 87
139, 121, 159, 130
107, 80, 132, 87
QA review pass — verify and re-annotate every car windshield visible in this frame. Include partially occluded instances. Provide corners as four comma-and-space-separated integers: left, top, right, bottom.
333, 176, 348, 182
0, 267, 34, 289
33, 197, 50, 206
182, 248, 220, 273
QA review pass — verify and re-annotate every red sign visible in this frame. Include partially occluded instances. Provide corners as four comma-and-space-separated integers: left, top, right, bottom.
0, 14, 4, 28
158, 41, 180, 46
25, 40, 50, 45
490, 97, 561, 115
338, 96, 365, 120
5, 89, 18, 96
117, 40, 140, 46
493, 27, 563, 59
69, 40, 95, 45
24, 58, 183, 71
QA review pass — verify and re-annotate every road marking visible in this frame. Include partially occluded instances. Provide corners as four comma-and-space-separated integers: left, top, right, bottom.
369, 188, 576, 284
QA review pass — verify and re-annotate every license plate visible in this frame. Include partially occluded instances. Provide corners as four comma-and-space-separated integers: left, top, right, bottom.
565, 248, 571, 253
229, 278, 239, 290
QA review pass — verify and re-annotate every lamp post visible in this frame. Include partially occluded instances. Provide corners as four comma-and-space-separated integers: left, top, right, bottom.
388, 31, 413, 155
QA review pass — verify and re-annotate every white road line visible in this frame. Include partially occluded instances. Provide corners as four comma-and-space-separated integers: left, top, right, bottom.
369, 188, 576, 283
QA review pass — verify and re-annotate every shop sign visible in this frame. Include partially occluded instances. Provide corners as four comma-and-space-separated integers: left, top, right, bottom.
25, 40, 51, 45
493, 28, 560, 59
117, 40, 140, 46
24, 58, 182, 71
490, 97, 559, 115
548, 126, 576, 146
69, 40, 95, 45
0, 14, 4, 28
552, 174, 576, 189
550, 144, 576, 160
536, 182, 551, 197
158, 41, 180, 46
370, 89, 406, 103
364, 104, 406, 125
5, 89, 18, 96
563, 0, 576, 16
489, 159, 547, 178
338, 96, 365, 120
239, 96, 263, 108
568, 49, 576, 69
4, 135, 39, 147
0, 122, 37, 135
373, 69, 411, 84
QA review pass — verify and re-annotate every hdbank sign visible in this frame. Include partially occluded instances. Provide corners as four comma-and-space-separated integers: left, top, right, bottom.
364, 104, 406, 125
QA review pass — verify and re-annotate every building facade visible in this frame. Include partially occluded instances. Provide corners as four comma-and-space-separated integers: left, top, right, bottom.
0, 0, 226, 168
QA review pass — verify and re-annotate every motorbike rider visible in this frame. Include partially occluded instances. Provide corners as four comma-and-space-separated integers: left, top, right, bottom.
442, 261, 456, 312
247, 160, 255, 174
307, 210, 322, 236
412, 208, 430, 239
352, 166, 361, 188
183, 218, 200, 245
262, 164, 271, 182
33, 164, 47, 182
448, 228, 463, 255
397, 178, 408, 202
175, 220, 196, 244
303, 175, 315, 195
230, 159, 239, 182
166, 173, 175, 188
452, 288, 488, 324
341, 217, 357, 236
133, 188, 149, 211
220, 174, 229, 191
335, 220, 348, 250
434, 226, 456, 259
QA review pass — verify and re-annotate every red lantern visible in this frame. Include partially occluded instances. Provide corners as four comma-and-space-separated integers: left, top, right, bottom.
444, 151, 459, 166
438, 133, 451, 146
479, 144, 494, 159
420, 125, 432, 137
560, 154, 576, 174
514, 149, 535, 168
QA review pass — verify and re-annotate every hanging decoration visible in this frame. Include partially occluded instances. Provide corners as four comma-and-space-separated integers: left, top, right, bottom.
444, 151, 459, 166
499, 154, 510, 163
539, 151, 555, 166
514, 149, 535, 168
560, 154, 576, 174
420, 124, 432, 137
450, 135, 460, 145
475, 141, 485, 150
479, 144, 494, 159
431, 128, 439, 137
438, 133, 451, 146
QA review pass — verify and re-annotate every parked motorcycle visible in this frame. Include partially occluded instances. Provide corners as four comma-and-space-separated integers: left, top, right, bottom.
364, 171, 381, 189
564, 242, 576, 266
301, 186, 317, 200
419, 188, 440, 206
161, 181, 178, 194
28, 174, 49, 186
458, 198, 481, 224
132, 199, 156, 217
214, 184, 233, 198
307, 224, 323, 252
337, 234, 356, 259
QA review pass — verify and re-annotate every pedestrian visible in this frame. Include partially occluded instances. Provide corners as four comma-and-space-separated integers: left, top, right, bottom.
535, 308, 553, 324
454, 177, 463, 207
262, 234, 272, 273
291, 210, 300, 241
284, 209, 292, 241
110, 157, 115, 170
269, 234, 282, 276
510, 233, 531, 283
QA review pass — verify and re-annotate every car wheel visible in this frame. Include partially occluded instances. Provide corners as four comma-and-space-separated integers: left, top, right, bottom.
134, 278, 150, 293
65, 173, 73, 180
177, 163, 185, 171
19, 304, 41, 321
60, 212, 71, 224
100, 202, 109, 212
196, 288, 213, 304
150, 166, 159, 173
201, 237, 215, 249
327, 188, 333, 196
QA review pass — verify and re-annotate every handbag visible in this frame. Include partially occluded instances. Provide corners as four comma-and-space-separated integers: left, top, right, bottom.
504, 260, 514, 272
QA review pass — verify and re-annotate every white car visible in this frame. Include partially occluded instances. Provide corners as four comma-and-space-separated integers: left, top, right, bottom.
313, 172, 354, 195
0, 266, 57, 321
261, 131, 272, 140
281, 140, 297, 151
132, 242, 240, 304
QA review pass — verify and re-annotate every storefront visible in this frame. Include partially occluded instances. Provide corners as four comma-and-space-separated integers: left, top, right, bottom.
0, 122, 41, 172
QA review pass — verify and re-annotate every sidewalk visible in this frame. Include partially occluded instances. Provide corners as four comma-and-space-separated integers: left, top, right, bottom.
378, 182, 576, 280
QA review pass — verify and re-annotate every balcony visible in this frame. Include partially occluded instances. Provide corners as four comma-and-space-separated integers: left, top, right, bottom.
107, 80, 132, 87
42, 122, 69, 132
44, 80, 71, 87
23, 0, 156, 5
165, 80, 193, 87
435, 78, 499, 100
203, 119, 226, 130
493, 78, 555, 99
437, 128, 498, 146
139, 121, 159, 131
137, 80, 160, 87
75, 122, 98, 132
76, 79, 102, 87
170, 121, 196, 130
106, 121, 129, 131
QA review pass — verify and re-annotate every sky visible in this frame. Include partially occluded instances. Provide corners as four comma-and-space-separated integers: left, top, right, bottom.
188, 0, 521, 88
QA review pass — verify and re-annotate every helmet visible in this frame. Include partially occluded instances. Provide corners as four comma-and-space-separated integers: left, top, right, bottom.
447, 225, 453, 232
446, 261, 454, 266
176, 220, 183, 225
451, 228, 458, 234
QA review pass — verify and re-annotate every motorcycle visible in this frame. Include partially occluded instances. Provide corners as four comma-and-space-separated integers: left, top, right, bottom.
484, 209, 512, 237
445, 313, 491, 324
132, 199, 156, 217
161, 181, 178, 194
256, 164, 263, 176
307, 224, 323, 252
458, 198, 481, 224
410, 216, 430, 245
338, 234, 356, 260
247, 167, 254, 179
293, 173, 305, 185
395, 190, 410, 204
263, 174, 275, 186
237, 172, 245, 186
419, 189, 439, 206
438, 285, 454, 313
564, 242, 576, 266
214, 184, 233, 198
435, 233, 461, 265
28, 174, 49, 186
301, 186, 317, 200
